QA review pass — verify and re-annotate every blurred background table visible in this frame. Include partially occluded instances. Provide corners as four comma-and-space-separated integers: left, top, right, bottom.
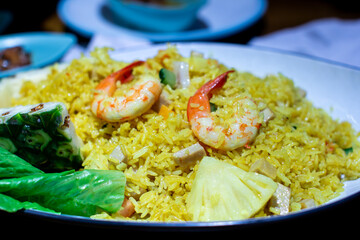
1, 0, 360, 45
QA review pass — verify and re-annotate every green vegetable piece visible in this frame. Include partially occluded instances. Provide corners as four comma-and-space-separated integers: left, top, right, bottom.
55, 143, 73, 158
0, 193, 58, 214
15, 149, 48, 171
0, 103, 83, 172
344, 147, 353, 155
4, 114, 24, 137
39, 107, 64, 138
0, 137, 17, 153
0, 169, 126, 217
19, 113, 42, 128
42, 141, 82, 172
0, 124, 11, 138
0, 147, 43, 179
17, 126, 52, 151
159, 68, 176, 89
210, 102, 217, 112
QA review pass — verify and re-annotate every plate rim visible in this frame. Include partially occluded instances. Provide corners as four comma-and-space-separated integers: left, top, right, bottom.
112, 41, 360, 71
21, 188, 360, 231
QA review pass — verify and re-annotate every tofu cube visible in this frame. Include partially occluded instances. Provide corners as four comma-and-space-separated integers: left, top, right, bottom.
152, 90, 172, 112
300, 199, 316, 209
249, 158, 277, 179
269, 183, 291, 215
261, 107, 275, 124
109, 145, 127, 163
173, 142, 206, 169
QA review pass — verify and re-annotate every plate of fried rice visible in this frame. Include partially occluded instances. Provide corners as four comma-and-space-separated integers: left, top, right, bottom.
0, 42, 360, 230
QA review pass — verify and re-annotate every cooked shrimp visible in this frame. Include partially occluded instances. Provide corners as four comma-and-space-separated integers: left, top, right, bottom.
187, 70, 260, 150
91, 61, 162, 122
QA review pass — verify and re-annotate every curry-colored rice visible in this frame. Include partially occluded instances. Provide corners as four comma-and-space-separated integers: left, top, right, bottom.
11, 46, 360, 221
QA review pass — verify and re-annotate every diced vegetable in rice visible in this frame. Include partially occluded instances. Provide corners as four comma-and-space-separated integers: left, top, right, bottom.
0, 102, 82, 172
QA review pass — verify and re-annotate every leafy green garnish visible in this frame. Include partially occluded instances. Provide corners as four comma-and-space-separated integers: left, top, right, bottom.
0, 148, 126, 217
0, 193, 58, 214
0, 103, 82, 172
0, 169, 126, 217
0, 147, 43, 179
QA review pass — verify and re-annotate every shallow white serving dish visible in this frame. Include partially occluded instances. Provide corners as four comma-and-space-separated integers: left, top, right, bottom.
1, 42, 360, 231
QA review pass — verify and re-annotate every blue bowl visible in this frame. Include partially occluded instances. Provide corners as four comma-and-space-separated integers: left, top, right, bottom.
0, 32, 76, 79
106, 0, 207, 32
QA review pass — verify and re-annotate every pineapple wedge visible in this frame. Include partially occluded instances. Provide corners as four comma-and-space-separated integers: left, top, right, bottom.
186, 157, 278, 221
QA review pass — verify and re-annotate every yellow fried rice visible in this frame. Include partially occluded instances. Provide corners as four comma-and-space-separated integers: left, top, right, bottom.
11, 46, 360, 221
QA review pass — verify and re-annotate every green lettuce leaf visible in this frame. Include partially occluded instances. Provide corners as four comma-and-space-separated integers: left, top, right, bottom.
0, 147, 44, 179
0, 193, 58, 214
0, 169, 126, 217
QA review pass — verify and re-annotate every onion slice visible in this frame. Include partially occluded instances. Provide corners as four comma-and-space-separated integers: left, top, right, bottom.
173, 61, 190, 88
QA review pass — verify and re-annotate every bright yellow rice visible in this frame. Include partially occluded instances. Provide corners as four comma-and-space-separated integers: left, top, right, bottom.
11, 46, 360, 221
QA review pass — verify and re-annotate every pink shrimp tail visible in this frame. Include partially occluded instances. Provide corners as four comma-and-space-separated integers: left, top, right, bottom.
117, 60, 145, 84
95, 60, 145, 96
187, 70, 234, 122
199, 70, 234, 98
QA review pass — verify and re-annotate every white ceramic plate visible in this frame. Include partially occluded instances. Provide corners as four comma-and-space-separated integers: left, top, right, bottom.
3, 42, 360, 230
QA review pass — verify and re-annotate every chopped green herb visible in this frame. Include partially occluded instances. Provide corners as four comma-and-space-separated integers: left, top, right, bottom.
159, 68, 176, 89
344, 147, 353, 155
210, 102, 217, 112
